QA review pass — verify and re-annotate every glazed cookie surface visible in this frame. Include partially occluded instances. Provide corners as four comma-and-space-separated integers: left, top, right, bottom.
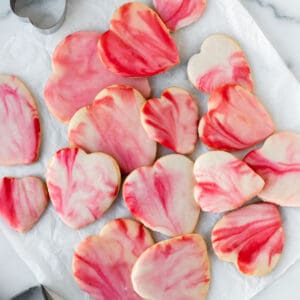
0, 74, 40, 165
98, 2, 179, 77
194, 151, 265, 213
123, 154, 200, 236
199, 84, 275, 151
153, 0, 206, 31
141, 87, 199, 154
244, 132, 300, 206
73, 218, 154, 300
212, 203, 284, 276
0, 177, 48, 232
187, 34, 253, 93
46, 148, 121, 229
132, 234, 210, 300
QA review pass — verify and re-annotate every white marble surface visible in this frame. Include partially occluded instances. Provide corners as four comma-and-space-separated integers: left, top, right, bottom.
0, 0, 300, 299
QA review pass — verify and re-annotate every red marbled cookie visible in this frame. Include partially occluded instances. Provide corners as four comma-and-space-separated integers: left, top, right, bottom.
187, 34, 253, 93
0, 177, 48, 232
98, 2, 179, 77
194, 151, 264, 213
244, 131, 300, 206
0, 74, 40, 165
153, 0, 206, 31
123, 154, 200, 237
73, 218, 154, 300
141, 87, 199, 154
46, 148, 121, 229
199, 84, 275, 151
212, 203, 284, 276
132, 234, 210, 300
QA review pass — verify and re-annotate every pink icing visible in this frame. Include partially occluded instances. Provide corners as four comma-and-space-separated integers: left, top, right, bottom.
0, 75, 40, 165
196, 51, 253, 93
212, 203, 284, 276
123, 154, 200, 236
132, 234, 210, 300
44, 31, 151, 122
98, 2, 179, 77
244, 131, 300, 206
0, 177, 48, 232
199, 84, 275, 151
153, 0, 206, 31
194, 151, 265, 213
68, 85, 157, 174
73, 218, 154, 300
46, 148, 121, 229
141, 87, 199, 154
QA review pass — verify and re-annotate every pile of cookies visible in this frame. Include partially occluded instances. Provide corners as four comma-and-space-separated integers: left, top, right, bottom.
0, 1, 299, 299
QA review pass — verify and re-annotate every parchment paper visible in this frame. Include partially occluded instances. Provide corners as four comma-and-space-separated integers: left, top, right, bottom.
0, 0, 300, 299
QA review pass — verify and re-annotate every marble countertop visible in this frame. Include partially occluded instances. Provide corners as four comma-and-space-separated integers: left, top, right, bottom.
1, 0, 300, 299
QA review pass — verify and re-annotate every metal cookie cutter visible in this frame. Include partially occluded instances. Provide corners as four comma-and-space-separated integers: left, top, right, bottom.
10, 0, 67, 34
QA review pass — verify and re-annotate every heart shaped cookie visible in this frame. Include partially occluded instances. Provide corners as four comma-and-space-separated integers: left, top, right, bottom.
0, 74, 40, 165
244, 132, 300, 206
44, 31, 151, 122
0, 177, 48, 232
132, 234, 210, 300
68, 85, 157, 174
187, 34, 253, 93
199, 84, 275, 151
212, 203, 284, 276
98, 2, 179, 77
46, 148, 121, 229
123, 154, 200, 237
141, 87, 199, 154
153, 0, 207, 31
73, 218, 154, 300
194, 151, 265, 213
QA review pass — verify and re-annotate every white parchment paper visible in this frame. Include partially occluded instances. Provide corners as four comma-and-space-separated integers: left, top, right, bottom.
0, 0, 300, 299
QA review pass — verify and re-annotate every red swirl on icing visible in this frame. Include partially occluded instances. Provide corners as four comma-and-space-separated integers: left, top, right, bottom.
73, 219, 154, 300
98, 2, 179, 77
153, 0, 206, 31
0, 75, 40, 165
141, 87, 199, 154
196, 52, 253, 93
199, 84, 275, 151
212, 203, 284, 276
0, 177, 48, 232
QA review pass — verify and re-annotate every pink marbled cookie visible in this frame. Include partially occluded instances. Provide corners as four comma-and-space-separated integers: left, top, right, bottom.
46, 148, 121, 229
153, 0, 206, 31
141, 87, 199, 154
0, 177, 48, 232
132, 234, 210, 300
98, 2, 179, 77
73, 218, 154, 300
68, 85, 157, 174
123, 154, 200, 237
199, 84, 275, 151
212, 203, 284, 276
244, 132, 300, 206
187, 34, 253, 93
194, 151, 264, 213
44, 31, 151, 122
0, 74, 40, 165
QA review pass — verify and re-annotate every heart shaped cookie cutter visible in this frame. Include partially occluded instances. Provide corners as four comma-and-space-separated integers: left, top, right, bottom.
10, 0, 67, 34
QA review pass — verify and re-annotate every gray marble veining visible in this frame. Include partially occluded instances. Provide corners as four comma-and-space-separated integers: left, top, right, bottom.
241, 0, 300, 81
